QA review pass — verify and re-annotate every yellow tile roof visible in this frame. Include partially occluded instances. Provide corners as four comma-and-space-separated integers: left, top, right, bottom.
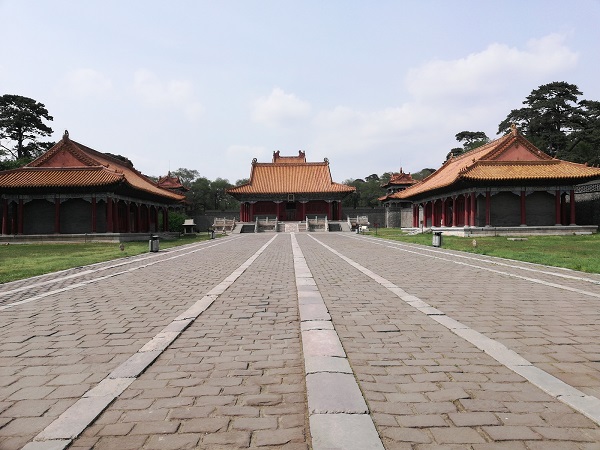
392, 128, 600, 199
463, 160, 600, 181
0, 133, 185, 202
227, 157, 355, 195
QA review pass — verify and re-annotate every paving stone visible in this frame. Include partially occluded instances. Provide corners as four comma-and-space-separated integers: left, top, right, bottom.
309, 414, 384, 450
35, 396, 115, 441
302, 330, 345, 357
107, 351, 162, 379
298, 303, 331, 322
304, 355, 353, 374
201, 431, 251, 447
430, 427, 487, 444
21, 440, 72, 450
306, 373, 367, 414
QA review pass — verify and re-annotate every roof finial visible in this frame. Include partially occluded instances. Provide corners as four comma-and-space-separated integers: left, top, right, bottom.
63, 130, 70, 141
511, 123, 517, 136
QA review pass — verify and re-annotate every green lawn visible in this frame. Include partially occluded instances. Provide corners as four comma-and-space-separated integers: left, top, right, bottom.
2, 230, 599, 284
365, 228, 600, 274
0, 234, 215, 284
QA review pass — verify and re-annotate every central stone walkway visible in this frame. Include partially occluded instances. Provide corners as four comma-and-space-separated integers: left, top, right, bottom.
1, 233, 599, 449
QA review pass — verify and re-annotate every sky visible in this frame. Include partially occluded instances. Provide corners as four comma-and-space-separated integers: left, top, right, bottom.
1, 0, 600, 184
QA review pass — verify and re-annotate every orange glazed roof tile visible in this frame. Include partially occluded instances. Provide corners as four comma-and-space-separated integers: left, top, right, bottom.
157, 172, 189, 191
0, 166, 123, 188
382, 170, 417, 188
0, 131, 185, 202
391, 126, 600, 200
227, 152, 355, 196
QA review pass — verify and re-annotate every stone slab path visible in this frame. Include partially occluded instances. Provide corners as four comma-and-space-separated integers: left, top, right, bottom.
1, 233, 600, 449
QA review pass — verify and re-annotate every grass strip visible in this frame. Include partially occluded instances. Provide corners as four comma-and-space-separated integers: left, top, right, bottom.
0, 234, 215, 284
365, 228, 600, 274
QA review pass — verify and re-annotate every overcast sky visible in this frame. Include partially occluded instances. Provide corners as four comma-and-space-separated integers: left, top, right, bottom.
2, 0, 599, 183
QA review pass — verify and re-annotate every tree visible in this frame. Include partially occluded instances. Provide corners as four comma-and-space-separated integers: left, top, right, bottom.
211, 178, 236, 210
188, 176, 212, 213
447, 131, 490, 160
412, 168, 436, 180
0, 94, 54, 161
567, 100, 600, 166
171, 168, 199, 187
498, 82, 584, 157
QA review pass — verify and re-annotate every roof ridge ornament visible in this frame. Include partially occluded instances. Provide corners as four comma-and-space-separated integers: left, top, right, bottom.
511, 123, 518, 136
63, 130, 70, 141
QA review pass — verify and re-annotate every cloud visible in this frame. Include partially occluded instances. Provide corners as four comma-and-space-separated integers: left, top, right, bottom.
311, 33, 580, 174
63, 68, 113, 97
406, 33, 578, 103
133, 69, 204, 121
252, 87, 311, 127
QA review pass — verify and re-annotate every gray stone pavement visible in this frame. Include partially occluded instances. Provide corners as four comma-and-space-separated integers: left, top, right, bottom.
1, 233, 600, 449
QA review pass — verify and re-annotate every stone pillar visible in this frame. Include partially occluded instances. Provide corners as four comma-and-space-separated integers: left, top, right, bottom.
520, 191, 526, 226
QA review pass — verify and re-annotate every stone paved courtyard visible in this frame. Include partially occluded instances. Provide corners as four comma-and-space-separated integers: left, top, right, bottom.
1, 233, 600, 449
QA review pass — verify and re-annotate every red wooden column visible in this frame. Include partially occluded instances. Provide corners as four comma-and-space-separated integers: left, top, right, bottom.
327, 201, 333, 220
451, 196, 457, 227
470, 192, 477, 226
555, 189, 561, 225
485, 191, 491, 227
240, 203, 245, 222
431, 201, 436, 227
136, 203, 141, 232
520, 191, 527, 226
91, 197, 97, 233
1, 199, 8, 235
463, 194, 469, 226
569, 189, 576, 225
107, 197, 113, 232
114, 200, 120, 232
125, 202, 131, 232
441, 199, 447, 226
163, 207, 169, 231
17, 199, 24, 235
